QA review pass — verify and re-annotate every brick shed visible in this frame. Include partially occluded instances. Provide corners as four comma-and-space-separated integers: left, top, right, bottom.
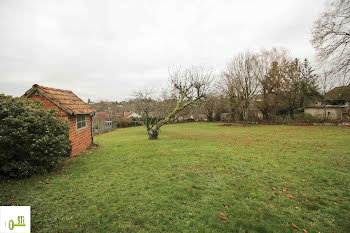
24, 84, 95, 156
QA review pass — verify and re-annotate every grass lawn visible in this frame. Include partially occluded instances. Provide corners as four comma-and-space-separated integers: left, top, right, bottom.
1, 123, 349, 232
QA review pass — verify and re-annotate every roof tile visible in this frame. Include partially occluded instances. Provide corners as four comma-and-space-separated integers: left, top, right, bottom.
28, 84, 94, 115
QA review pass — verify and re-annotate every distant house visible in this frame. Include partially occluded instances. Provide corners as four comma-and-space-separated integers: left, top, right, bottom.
127, 112, 141, 119
325, 85, 350, 105
93, 111, 116, 131
94, 112, 112, 122
114, 112, 124, 119
305, 85, 350, 121
24, 84, 95, 156
123, 112, 132, 118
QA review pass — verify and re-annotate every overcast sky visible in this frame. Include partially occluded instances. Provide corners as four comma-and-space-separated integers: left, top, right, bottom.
0, 0, 326, 102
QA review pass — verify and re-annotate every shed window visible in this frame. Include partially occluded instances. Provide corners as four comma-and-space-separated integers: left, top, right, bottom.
77, 115, 86, 129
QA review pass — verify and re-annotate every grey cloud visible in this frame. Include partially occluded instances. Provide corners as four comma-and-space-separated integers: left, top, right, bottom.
0, 0, 326, 102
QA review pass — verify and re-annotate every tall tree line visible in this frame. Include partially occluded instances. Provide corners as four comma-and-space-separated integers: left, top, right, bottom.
129, 48, 322, 125
219, 48, 320, 121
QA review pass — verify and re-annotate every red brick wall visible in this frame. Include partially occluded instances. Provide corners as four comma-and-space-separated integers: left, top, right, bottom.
68, 115, 92, 156
28, 93, 92, 157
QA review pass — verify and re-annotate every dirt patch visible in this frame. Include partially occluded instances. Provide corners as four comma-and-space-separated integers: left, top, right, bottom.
260, 122, 279, 125
289, 123, 314, 126
218, 122, 317, 127
219, 123, 235, 127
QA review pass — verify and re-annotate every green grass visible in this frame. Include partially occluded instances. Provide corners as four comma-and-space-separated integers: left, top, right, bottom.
1, 123, 349, 232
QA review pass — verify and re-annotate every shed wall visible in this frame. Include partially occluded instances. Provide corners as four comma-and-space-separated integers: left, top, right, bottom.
28, 93, 92, 156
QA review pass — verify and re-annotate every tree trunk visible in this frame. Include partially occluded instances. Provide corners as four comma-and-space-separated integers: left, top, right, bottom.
242, 107, 249, 121
148, 129, 159, 140
289, 109, 295, 120
261, 109, 269, 120
207, 111, 213, 122
230, 109, 235, 122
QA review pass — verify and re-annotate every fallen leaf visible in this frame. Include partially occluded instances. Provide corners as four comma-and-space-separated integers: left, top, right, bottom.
158, 214, 165, 218
38, 181, 43, 184
287, 194, 295, 198
219, 213, 228, 220
224, 205, 229, 209
272, 187, 276, 191
302, 229, 308, 233
47, 185, 52, 188
74, 224, 78, 229
305, 199, 310, 203
195, 209, 200, 213
333, 202, 338, 205
290, 223, 298, 229
307, 222, 314, 228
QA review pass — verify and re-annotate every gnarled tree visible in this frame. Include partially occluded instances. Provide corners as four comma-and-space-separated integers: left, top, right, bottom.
136, 66, 212, 140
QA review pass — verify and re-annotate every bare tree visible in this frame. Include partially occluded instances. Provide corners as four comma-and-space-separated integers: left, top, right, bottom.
311, 0, 350, 84
133, 88, 162, 127
136, 66, 212, 140
222, 51, 261, 121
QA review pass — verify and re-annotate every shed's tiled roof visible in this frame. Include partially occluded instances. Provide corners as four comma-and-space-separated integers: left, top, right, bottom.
26, 84, 94, 115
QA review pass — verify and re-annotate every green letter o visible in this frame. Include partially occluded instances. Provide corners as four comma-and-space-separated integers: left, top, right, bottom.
9, 220, 14, 230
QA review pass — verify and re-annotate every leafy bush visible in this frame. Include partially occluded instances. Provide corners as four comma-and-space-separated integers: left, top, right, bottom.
117, 117, 131, 128
295, 113, 323, 123
130, 117, 142, 126
0, 95, 71, 178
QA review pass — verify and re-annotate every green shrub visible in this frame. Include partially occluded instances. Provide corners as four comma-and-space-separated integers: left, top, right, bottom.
0, 95, 71, 178
295, 113, 323, 123
118, 117, 131, 128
